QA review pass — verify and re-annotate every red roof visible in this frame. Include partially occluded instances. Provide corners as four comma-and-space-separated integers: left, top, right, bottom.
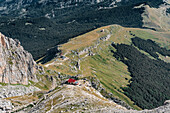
68, 78, 76, 83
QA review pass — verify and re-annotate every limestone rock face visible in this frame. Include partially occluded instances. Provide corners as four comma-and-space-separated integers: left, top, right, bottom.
0, 32, 38, 85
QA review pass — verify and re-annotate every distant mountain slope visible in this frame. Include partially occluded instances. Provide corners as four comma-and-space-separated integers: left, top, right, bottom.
0, 0, 164, 17
0, 0, 169, 60
142, 4, 170, 31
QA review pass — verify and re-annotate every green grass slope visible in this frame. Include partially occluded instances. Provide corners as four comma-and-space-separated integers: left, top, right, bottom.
42, 25, 170, 110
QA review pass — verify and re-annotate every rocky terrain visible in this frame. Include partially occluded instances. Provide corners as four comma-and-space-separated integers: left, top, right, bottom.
0, 98, 13, 112
0, 85, 40, 112
28, 81, 126, 113
11, 81, 170, 113
0, 32, 39, 85
0, 85, 40, 98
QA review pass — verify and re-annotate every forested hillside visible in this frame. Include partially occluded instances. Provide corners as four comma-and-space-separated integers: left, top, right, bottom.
131, 37, 170, 59
112, 37, 170, 109
0, 17, 96, 59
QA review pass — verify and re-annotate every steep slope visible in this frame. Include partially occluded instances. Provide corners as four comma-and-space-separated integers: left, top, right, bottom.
0, 32, 38, 85
43, 25, 170, 109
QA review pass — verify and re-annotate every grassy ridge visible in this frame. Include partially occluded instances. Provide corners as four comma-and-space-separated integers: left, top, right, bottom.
44, 25, 170, 110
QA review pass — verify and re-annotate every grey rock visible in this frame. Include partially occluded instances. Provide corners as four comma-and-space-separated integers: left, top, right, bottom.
0, 85, 40, 98
0, 32, 38, 85
0, 99, 13, 112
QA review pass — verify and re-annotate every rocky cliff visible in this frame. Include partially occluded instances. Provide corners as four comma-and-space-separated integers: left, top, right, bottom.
0, 32, 38, 85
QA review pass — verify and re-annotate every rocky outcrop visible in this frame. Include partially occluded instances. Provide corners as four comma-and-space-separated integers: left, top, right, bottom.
0, 32, 38, 85
0, 85, 40, 113
77, 33, 111, 56
0, 99, 13, 113
0, 85, 40, 98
